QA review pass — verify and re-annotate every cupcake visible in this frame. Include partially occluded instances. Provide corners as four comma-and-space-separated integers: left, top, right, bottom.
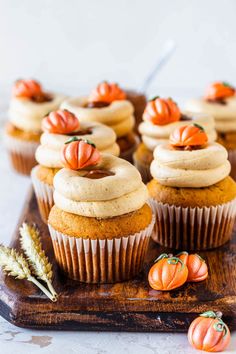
48, 139, 154, 283
61, 81, 139, 162
31, 109, 119, 223
4, 79, 66, 175
134, 97, 217, 183
185, 81, 236, 180
124, 89, 147, 135
148, 124, 236, 250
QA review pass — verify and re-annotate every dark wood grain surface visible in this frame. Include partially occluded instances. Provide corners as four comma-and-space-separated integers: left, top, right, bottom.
0, 187, 235, 331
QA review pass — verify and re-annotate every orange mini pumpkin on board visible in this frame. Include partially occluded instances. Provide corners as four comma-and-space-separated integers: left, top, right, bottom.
188, 311, 231, 352
177, 251, 208, 282
143, 97, 181, 126
148, 253, 188, 291
204, 81, 235, 101
42, 110, 80, 134
88, 81, 126, 104
61, 137, 101, 170
170, 124, 208, 148
12, 79, 43, 99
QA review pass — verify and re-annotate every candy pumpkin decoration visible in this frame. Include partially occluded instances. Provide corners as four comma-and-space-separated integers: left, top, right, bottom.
188, 311, 231, 352
12, 79, 43, 99
42, 110, 80, 134
88, 81, 126, 104
143, 97, 181, 126
148, 253, 188, 291
61, 137, 101, 170
170, 124, 208, 148
204, 81, 235, 101
177, 252, 208, 282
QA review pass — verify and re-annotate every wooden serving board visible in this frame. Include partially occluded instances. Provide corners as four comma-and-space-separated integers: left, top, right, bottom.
0, 187, 236, 331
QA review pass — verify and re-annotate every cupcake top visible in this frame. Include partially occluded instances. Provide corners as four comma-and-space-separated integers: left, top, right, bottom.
139, 96, 217, 151
61, 81, 135, 138
35, 110, 119, 168
150, 124, 231, 188
185, 81, 236, 133
9, 79, 66, 133
53, 139, 148, 218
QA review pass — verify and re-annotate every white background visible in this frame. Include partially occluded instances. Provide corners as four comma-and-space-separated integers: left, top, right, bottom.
0, 1, 236, 353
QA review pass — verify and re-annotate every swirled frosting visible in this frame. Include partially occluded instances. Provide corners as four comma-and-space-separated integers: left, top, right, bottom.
185, 97, 236, 133
9, 93, 67, 133
139, 111, 217, 151
61, 96, 135, 137
150, 142, 231, 188
53, 154, 148, 218
36, 122, 120, 168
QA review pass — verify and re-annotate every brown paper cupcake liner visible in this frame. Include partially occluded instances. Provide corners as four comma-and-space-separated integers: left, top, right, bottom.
150, 198, 236, 250
228, 149, 236, 181
120, 135, 140, 163
4, 134, 39, 176
133, 153, 152, 184
48, 215, 155, 283
31, 166, 54, 223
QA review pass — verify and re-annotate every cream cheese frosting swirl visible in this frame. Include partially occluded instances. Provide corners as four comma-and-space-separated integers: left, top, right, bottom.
185, 97, 236, 133
139, 111, 217, 151
9, 93, 67, 133
61, 96, 135, 137
36, 122, 120, 168
53, 154, 148, 218
150, 142, 231, 188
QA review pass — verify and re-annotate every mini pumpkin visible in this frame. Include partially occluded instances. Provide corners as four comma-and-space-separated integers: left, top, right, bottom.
42, 110, 80, 134
177, 251, 208, 282
170, 124, 208, 148
61, 137, 101, 170
204, 81, 235, 101
143, 97, 181, 126
148, 253, 188, 291
188, 311, 231, 352
12, 79, 43, 99
88, 81, 126, 103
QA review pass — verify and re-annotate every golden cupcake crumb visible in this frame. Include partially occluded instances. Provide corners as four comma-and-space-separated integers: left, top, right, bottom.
36, 165, 60, 185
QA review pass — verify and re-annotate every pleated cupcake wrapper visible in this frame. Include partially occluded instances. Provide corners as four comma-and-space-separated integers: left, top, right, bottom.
228, 149, 236, 181
4, 133, 39, 176
48, 215, 155, 284
133, 153, 152, 184
120, 135, 140, 163
150, 198, 236, 250
31, 166, 54, 223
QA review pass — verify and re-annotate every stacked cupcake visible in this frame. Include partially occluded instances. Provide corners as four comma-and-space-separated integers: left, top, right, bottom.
61, 81, 139, 162
134, 96, 217, 183
4, 79, 66, 175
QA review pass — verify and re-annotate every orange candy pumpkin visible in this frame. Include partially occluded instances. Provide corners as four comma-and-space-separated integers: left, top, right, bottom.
204, 81, 235, 101
42, 110, 80, 134
12, 79, 43, 99
143, 97, 181, 126
88, 81, 126, 104
177, 252, 208, 282
170, 124, 208, 148
61, 138, 101, 170
148, 253, 188, 291
188, 311, 231, 352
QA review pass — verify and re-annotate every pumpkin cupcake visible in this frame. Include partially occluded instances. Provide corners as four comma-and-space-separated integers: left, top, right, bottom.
61, 81, 139, 162
31, 109, 119, 223
185, 81, 236, 180
134, 96, 217, 183
148, 124, 236, 250
48, 140, 154, 283
4, 79, 66, 175
124, 89, 147, 135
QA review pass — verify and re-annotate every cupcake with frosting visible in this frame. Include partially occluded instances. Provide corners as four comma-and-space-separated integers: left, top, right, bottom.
185, 81, 236, 180
4, 79, 66, 175
148, 124, 236, 250
134, 96, 217, 183
61, 81, 139, 162
48, 140, 154, 283
31, 109, 119, 223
